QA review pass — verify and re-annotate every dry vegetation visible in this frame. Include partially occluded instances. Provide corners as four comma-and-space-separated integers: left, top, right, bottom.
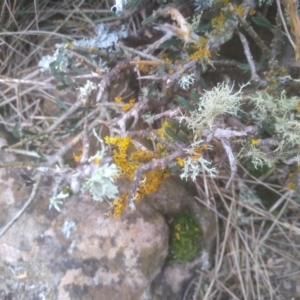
1, 0, 300, 299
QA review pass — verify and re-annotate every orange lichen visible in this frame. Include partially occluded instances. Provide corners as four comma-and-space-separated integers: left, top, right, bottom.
136, 168, 170, 198
105, 135, 170, 216
191, 145, 207, 161
112, 192, 129, 217
105, 136, 138, 179
188, 37, 211, 62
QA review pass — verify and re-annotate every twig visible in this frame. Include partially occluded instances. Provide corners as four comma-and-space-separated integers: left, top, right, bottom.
127, 150, 185, 210
238, 31, 266, 86
120, 43, 172, 67
229, 3, 272, 60
111, 95, 150, 135
284, 0, 300, 60
0, 175, 42, 239
46, 99, 83, 133
276, 0, 296, 50
220, 138, 237, 189
96, 59, 132, 102
0, 76, 56, 89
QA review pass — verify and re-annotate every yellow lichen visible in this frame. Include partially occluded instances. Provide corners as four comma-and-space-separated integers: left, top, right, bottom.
191, 145, 206, 161
130, 150, 157, 162
157, 120, 174, 141
176, 157, 185, 167
112, 192, 129, 217
72, 147, 83, 163
211, 12, 226, 35
251, 139, 260, 146
137, 168, 170, 197
114, 96, 122, 104
296, 100, 300, 113
92, 156, 101, 165
122, 98, 135, 112
188, 37, 211, 62
105, 135, 171, 216
286, 181, 295, 190
232, 4, 245, 16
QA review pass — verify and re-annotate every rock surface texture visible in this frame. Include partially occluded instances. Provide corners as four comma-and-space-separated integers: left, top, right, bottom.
0, 132, 217, 300
0, 135, 169, 300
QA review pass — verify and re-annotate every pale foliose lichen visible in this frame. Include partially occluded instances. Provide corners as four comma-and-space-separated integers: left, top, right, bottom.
179, 73, 195, 90
38, 44, 72, 73
180, 155, 217, 181
38, 24, 128, 73
77, 80, 97, 101
61, 220, 76, 238
194, 0, 214, 11
111, 0, 128, 15
81, 163, 120, 202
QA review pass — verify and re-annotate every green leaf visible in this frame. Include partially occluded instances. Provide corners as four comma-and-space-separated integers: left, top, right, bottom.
126, 117, 135, 130
50, 68, 67, 85
238, 63, 251, 72
147, 82, 158, 97
71, 67, 89, 75
190, 90, 200, 103
165, 119, 181, 130
199, 76, 207, 88
56, 84, 69, 91
176, 96, 196, 111
237, 24, 247, 35
55, 98, 69, 110
176, 132, 189, 142
22, 129, 36, 136
224, 13, 237, 22
141, 14, 158, 26
12, 122, 20, 138
251, 17, 274, 29
197, 22, 211, 33
160, 38, 182, 48
128, 0, 144, 9
165, 127, 187, 142
262, 121, 274, 136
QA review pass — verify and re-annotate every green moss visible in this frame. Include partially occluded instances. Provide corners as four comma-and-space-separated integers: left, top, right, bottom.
168, 210, 203, 263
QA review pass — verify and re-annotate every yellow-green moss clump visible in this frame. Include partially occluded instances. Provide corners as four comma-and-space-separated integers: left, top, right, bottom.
168, 210, 203, 263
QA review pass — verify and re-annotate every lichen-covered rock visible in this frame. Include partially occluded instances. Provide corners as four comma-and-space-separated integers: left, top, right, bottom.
0, 136, 169, 300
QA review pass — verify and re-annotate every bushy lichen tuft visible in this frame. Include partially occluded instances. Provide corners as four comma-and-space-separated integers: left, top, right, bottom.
177, 82, 248, 131
239, 90, 300, 168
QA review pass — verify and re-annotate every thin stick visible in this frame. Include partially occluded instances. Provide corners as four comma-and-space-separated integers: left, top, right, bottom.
0, 175, 42, 239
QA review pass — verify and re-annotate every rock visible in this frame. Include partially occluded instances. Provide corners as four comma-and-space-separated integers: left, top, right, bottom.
0, 136, 169, 300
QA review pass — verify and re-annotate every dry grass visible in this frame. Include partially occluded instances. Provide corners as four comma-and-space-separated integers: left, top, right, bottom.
0, 0, 115, 136
187, 168, 300, 300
